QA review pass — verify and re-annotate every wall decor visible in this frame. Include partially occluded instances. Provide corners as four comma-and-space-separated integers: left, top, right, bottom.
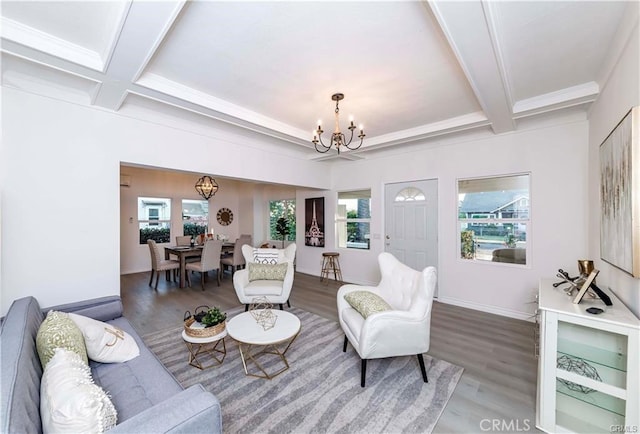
216, 208, 233, 226
305, 197, 325, 247
599, 106, 640, 277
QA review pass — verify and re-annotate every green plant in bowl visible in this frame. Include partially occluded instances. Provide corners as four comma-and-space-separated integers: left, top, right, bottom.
200, 307, 227, 328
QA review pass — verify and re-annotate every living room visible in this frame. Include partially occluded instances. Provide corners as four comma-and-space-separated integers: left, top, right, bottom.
1, 1, 639, 433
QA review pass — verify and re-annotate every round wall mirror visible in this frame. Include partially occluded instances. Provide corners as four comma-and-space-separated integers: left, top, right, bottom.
216, 208, 233, 226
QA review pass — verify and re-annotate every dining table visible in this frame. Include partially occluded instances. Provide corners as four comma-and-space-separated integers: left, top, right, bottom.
164, 242, 236, 288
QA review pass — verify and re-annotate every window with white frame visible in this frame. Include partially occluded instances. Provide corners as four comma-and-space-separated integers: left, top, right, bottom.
182, 199, 208, 237
337, 190, 371, 250
458, 174, 529, 265
269, 199, 296, 242
138, 197, 171, 244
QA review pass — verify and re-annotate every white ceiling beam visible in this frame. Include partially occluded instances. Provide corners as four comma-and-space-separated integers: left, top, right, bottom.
92, 1, 186, 110
426, 1, 515, 134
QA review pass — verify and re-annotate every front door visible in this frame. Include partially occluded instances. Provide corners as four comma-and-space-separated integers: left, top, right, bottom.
384, 179, 438, 296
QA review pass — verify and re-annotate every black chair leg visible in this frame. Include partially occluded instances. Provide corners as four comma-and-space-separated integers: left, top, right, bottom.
279, 304, 284, 310
149, 271, 153, 286
287, 299, 291, 308
417, 353, 428, 383
361, 359, 367, 387
154, 271, 160, 290
343, 335, 348, 352
244, 304, 249, 312
200, 272, 205, 291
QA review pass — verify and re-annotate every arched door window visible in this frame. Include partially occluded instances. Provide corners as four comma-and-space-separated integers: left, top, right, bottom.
394, 187, 425, 202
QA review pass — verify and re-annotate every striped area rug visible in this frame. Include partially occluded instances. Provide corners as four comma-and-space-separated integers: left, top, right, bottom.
143, 307, 463, 434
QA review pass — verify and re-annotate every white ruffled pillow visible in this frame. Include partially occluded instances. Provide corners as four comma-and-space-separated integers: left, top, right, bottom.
68, 313, 140, 363
40, 348, 117, 433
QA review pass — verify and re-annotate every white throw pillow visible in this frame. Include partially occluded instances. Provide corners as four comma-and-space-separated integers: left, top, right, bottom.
253, 248, 279, 264
68, 313, 140, 363
40, 348, 117, 433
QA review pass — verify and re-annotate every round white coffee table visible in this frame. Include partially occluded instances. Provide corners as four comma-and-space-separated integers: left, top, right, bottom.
181, 328, 227, 370
226, 310, 300, 379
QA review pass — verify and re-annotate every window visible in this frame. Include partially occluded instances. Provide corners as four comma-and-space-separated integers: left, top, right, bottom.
182, 199, 208, 237
394, 187, 425, 202
458, 174, 529, 265
269, 199, 296, 242
138, 197, 171, 244
337, 190, 371, 250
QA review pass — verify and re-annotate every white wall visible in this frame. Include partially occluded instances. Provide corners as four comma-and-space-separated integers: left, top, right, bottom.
327, 119, 590, 319
1, 88, 330, 315
587, 8, 640, 316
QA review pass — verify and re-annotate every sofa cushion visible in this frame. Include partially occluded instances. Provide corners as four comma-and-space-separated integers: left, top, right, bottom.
40, 348, 117, 433
1, 297, 45, 434
247, 263, 288, 281
68, 313, 140, 363
344, 291, 392, 319
90, 317, 182, 423
36, 311, 88, 368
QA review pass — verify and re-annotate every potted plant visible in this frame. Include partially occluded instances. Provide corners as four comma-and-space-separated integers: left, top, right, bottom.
201, 307, 227, 328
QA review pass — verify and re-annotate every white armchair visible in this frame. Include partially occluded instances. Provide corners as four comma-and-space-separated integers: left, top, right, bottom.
337, 252, 437, 387
233, 244, 297, 310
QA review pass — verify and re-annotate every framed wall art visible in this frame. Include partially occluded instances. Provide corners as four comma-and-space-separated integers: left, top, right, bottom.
305, 197, 325, 247
600, 106, 640, 278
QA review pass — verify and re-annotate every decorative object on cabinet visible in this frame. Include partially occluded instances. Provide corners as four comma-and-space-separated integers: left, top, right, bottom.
556, 355, 602, 393
304, 197, 324, 247
195, 175, 219, 200
216, 208, 233, 226
572, 269, 600, 304
536, 278, 639, 433
599, 106, 640, 278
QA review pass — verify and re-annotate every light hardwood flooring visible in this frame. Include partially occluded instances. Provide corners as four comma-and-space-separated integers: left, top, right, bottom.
121, 269, 539, 433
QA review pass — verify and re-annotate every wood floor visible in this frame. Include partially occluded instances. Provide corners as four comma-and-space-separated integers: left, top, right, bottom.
121, 269, 539, 433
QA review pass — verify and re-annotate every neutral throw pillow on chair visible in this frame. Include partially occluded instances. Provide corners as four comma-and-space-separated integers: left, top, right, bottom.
344, 291, 392, 318
68, 313, 140, 363
248, 263, 288, 281
252, 248, 279, 264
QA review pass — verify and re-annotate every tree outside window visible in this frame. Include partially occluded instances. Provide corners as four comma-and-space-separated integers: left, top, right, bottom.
269, 200, 296, 242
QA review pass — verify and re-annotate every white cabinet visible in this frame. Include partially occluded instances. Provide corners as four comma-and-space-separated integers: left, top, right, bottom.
537, 278, 639, 433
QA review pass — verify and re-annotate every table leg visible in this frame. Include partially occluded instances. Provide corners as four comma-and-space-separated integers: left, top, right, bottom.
164, 249, 171, 281
184, 338, 226, 369
236, 332, 299, 379
180, 253, 187, 288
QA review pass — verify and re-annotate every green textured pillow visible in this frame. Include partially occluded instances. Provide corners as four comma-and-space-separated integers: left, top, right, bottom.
248, 263, 288, 281
36, 310, 89, 368
344, 291, 391, 318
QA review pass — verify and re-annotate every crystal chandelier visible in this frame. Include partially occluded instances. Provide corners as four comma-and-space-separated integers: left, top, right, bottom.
195, 175, 218, 200
312, 93, 365, 154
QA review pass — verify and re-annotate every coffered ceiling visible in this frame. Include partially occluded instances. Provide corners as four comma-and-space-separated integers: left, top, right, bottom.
1, 1, 633, 161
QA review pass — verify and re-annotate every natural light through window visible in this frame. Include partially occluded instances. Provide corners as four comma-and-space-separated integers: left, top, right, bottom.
337, 190, 371, 250
138, 197, 171, 244
458, 174, 530, 265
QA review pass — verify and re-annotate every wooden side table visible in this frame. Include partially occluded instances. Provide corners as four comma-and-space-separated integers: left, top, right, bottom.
181, 329, 227, 370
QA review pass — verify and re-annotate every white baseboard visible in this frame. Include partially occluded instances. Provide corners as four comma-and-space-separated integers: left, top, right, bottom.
437, 296, 535, 322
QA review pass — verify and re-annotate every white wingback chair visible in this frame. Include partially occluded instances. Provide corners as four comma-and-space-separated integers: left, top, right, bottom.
233, 243, 297, 310
337, 252, 437, 387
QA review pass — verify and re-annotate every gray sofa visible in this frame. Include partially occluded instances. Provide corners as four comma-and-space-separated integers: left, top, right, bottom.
1, 295, 222, 433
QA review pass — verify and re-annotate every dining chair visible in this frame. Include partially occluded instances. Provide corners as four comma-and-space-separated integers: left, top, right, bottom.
186, 240, 223, 290
176, 236, 191, 246
221, 234, 252, 276
147, 240, 180, 290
